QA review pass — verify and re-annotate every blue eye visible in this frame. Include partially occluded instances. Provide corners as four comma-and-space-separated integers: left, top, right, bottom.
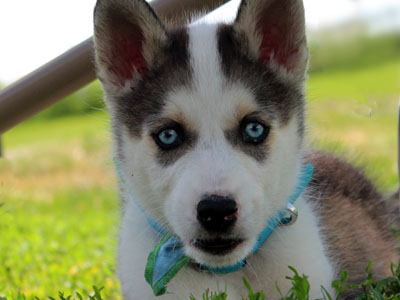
159, 129, 178, 145
245, 122, 264, 138
242, 121, 269, 144
155, 127, 182, 149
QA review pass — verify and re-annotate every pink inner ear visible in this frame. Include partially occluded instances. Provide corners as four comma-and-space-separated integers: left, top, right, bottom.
109, 21, 148, 85
259, 24, 291, 68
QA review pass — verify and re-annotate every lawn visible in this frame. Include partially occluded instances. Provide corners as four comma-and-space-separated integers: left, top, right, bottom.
0, 56, 399, 299
0, 113, 121, 299
307, 58, 400, 189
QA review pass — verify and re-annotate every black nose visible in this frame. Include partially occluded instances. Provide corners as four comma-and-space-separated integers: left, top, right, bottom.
197, 195, 238, 233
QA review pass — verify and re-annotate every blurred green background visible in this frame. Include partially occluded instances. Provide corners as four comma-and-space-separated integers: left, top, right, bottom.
0, 22, 399, 300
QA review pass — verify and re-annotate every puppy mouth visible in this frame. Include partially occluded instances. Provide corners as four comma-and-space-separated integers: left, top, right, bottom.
191, 238, 244, 255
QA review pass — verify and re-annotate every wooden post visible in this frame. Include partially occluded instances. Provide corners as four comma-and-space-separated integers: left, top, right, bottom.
0, 0, 229, 134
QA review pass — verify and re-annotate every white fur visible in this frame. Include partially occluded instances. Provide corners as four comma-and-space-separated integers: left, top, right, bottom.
116, 20, 335, 299
119, 194, 334, 299
92, 1, 339, 297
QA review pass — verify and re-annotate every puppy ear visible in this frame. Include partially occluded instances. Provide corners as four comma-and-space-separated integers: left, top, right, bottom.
234, 0, 308, 79
94, 0, 167, 89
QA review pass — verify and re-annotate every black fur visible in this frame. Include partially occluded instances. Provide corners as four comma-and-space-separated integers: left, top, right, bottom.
114, 28, 192, 139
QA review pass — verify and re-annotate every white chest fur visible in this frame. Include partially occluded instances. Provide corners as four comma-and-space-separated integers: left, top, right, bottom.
118, 195, 335, 300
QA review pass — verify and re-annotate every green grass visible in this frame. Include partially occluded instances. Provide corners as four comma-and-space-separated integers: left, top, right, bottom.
4, 112, 109, 148
307, 59, 400, 101
27, 81, 105, 121
189, 263, 400, 300
0, 189, 119, 299
0, 52, 399, 298
2, 264, 400, 299
306, 58, 400, 190
309, 33, 400, 74
0, 113, 120, 299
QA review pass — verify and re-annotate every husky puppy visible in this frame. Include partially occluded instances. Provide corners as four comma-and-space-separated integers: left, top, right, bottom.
93, 0, 399, 299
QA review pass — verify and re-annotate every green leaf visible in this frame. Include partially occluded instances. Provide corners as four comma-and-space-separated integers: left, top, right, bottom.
92, 286, 104, 300
370, 288, 384, 300
341, 270, 349, 284
285, 266, 310, 300
320, 285, 334, 300
76, 292, 84, 300
276, 281, 285, 298
243, 277, 254, 296
361, 279, 375, 288
189, 294, 197, 300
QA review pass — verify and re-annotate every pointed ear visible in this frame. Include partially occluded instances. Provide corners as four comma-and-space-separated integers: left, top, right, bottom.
94, 0, 167, 89
234, 0, 308, 79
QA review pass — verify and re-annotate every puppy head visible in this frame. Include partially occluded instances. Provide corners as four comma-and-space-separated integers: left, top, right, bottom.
94, 0, 308, 268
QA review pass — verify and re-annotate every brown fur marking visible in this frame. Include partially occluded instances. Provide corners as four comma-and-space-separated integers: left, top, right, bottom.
306, 152, 399, 291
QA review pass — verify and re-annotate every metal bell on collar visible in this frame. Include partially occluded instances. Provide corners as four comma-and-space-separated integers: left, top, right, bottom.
280, 203, 299, 226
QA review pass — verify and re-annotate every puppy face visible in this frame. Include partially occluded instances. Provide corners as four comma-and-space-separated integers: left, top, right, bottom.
94, 0, 308, 267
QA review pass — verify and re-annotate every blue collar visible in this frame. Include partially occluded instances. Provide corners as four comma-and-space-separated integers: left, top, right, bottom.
114, 159, 314, 296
